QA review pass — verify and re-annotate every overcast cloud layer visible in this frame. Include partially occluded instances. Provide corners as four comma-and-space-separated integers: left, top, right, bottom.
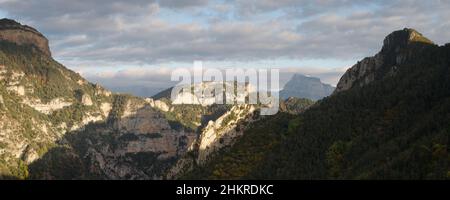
1, 0, 449, 96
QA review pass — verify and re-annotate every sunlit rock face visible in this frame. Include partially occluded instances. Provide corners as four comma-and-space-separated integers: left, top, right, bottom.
23, 98, 73, 114
334, 54, 384, 93
197, 104, 256, 164
169, 81, 258, 106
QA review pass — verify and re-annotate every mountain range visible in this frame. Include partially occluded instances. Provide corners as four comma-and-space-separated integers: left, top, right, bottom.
186, 28, 449, 179
0, 19, 311, 179
0, 19, 448, 179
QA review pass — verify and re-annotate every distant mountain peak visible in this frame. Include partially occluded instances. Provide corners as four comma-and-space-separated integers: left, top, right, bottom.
280, 74, 334, 100
0, 18, 51, 57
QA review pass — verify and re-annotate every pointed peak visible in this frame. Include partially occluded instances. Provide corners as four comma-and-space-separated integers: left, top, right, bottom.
382, 28, 434, 52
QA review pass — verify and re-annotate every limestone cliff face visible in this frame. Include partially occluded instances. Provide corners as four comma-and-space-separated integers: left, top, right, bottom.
334, 28, 435, 94
0, 19, 116, 178
0, 19, 260, 180
165, 104, 258, 179
0, 50, 113, 177
334, 54, 384, 93
0, 19, 250, 179
0, 18, 51, 57
196, 104, 256, 163
74, 97, 198, 180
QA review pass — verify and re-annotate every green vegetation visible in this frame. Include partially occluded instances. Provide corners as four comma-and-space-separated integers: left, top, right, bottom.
28, 146, 85, 180
15, 160, 29, 179
0, 35, 114, 179
282, 97, 315, 114
251, 42, 449, 179
3, 27, 448, 180
164, 103, 204, 131
184, 113, 294, 179
0, 41, 83, 103
108, 94, 130, 123
186, 36, 450, 180
160, 97, 231, 132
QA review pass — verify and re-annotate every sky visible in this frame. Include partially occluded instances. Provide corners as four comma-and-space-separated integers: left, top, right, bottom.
0, 0, 449, 96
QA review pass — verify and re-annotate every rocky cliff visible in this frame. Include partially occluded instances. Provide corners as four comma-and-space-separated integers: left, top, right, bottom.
0, 19, 203, 179
0, 18, 51, 57
0, 19, 266, 179
0, 19, 323, 180
0, 18, 117, 178
334, 28, 435, 93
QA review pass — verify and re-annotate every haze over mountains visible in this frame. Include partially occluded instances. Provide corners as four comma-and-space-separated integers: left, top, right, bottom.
0, 18, 449, 180
86, 69, 337, 98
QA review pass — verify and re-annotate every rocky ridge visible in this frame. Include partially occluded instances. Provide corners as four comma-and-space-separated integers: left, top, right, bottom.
335, 28, 436, 93
0, 19, 320, 180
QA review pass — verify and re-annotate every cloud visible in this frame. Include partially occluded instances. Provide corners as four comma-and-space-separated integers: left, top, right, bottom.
80, 66, 177, 97
1, 0, 450, 96
2, 0, 449, 66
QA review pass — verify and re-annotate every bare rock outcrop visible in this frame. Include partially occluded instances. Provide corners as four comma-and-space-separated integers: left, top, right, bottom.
197, 104, 256, 164
0, 18, 51, 57
334, 28, 435, 94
